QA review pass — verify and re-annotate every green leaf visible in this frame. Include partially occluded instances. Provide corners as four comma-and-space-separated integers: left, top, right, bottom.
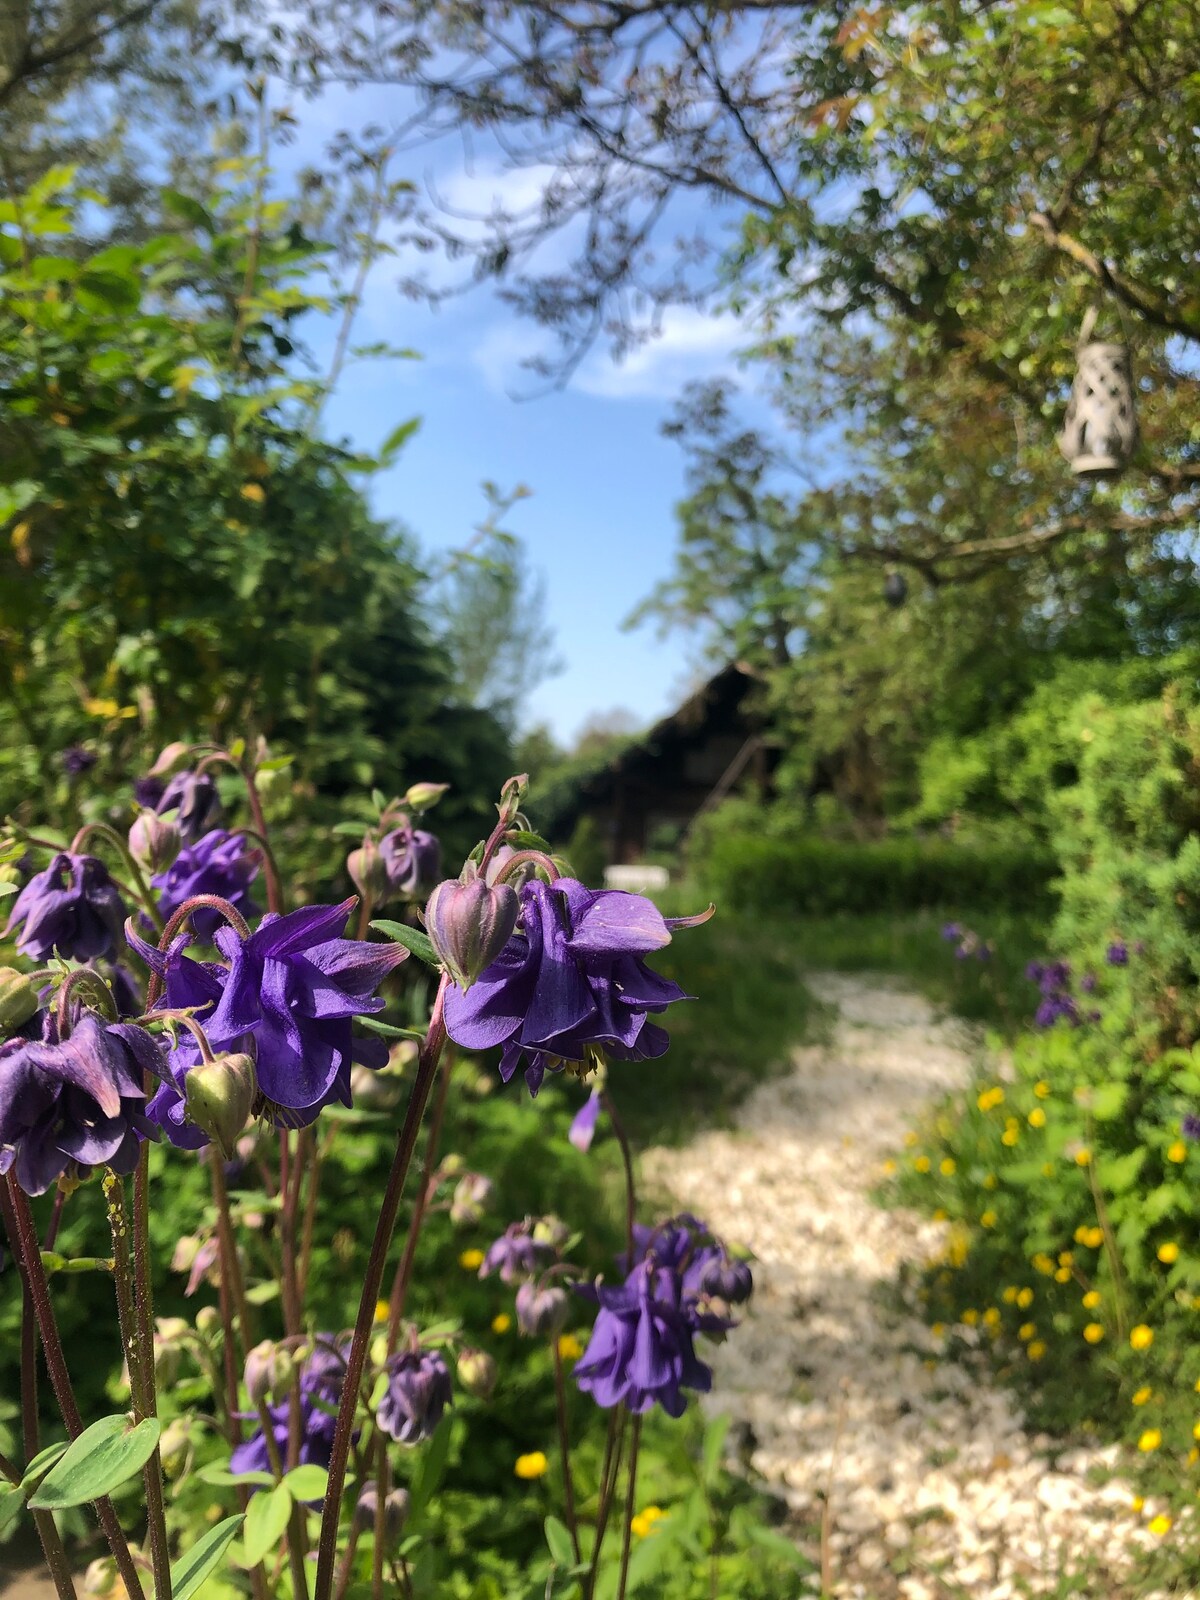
377, 416, 421, 466
0, 1483, 24, 1536
701, 1413, 730, 1487
746, 1525, 811, 1570
76, 269, 141, 314
356, 1015, 425, 1042
28, 1415, 160, 1509
1091, 1082, 1128, 1120
369, 920, 438, 967
241, 1483, 292, 1567
19, 1440, 68, 1490
196, 1463, 275, 1489
170, 1514, 245, 1600
244, 1280, 282, 1305
281, 1464, 328, 1502
161, 191, 215, 233
408, 1418, 452, 1527
0, 881, 18, 897
544, 1514, 575, 1568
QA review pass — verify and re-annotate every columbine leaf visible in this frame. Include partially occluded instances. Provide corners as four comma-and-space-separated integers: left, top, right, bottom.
369, 920, 438, 967
241, 1483, 292, 1567
544, 1514, 575, 1568
281, 1464, 328, 1503
19, 1440, 68, 1491
0, 1484, 24, 1536
28, 1415, 160, 1509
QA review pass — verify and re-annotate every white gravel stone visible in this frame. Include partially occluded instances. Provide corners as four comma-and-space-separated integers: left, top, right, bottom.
641, 973, 1149, 1598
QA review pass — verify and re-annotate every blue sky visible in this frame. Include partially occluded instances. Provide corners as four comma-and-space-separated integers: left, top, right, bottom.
280, 91, 768, 745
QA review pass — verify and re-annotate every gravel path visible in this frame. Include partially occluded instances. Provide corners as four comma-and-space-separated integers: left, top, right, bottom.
644, 973, 1161, 1600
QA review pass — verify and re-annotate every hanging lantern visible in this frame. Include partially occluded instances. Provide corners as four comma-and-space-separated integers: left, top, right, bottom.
883, 569, 907, 608
1058, 306, 1137, 477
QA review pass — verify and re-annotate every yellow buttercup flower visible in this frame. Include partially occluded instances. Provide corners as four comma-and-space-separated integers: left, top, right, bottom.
982, 1173, 998, 1190
1016, 1288, 1034, 1309
977, 1087, 1005, 1112
1054, 1267, 1072, 1284
1058, 1251, 1073, 1266
1192, 1420, 1200, 1441
1027, 1340, 1046, 1361
514, 1451, 548, 1480
983, 1307, 1001, 1329
980, 1210, 997, 1229
630, 1506, 667, 1539
1034, 1080, 1051, 1099
1132, 1387, 1152, 1406
1138, 1428, 1162, 1453
1028, 1108, 1047, 1129
1002, 1286, 1019, 1304
1001, 1128, 1019, 1147
1082, 1290, 1101, 1310
1083, 1324, 1104, 1344
1074, 1148, 1092, 1167
962, 1308, 979, 1327
939, 1157, 956, 1177
930, 1322, 946, 1337
1148, 1514, 1172, 1536
459, 1248, 485, 1270
1032, 1253, 1055, 1276
1018, 1322, 1036, 1341
905, 1131, 919, 1148
914, 1156, 931, 1174
882, 1159, 897, 1175
1168, 1140, 1187, 1164
1130, 1324, 1154, 1352
492, 1313, 512, 1335
1158, 1242, 1180, 1264
1073, 1225, 1090, 1245
240, 482, 266, 503
557, 1333, 584, 1362
932, 1208, 948, 1222
1189, 1447, 1199, 1465
1131, 1496, 1145, 1513
374, 1299, 390, 1324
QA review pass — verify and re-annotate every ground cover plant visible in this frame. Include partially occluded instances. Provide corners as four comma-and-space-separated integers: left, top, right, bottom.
0, 743, 813, 1600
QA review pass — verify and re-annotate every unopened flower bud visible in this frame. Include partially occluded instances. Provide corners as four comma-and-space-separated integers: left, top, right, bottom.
699, 1254, 753, 1306
128, 810, 181, 874
347, 839, 390, 903
159, 1418, 192, 1480
153, 1317, 190, 1388
425, 877, 518, 992
184, 1052, 256, 1159
531, 1215, 570, 1251
244, 1340, 283, 1404
450, 1171, 494, 1227
515, 1282, 570, 1340
195, 1305, 222, 1339
456, 1347, 497, 1401
82, 1558, 120, 1598
353, 1485, 410, 1546
148, 741, 191, 778
404, 782, 450, 814
0, 966, 39, 1033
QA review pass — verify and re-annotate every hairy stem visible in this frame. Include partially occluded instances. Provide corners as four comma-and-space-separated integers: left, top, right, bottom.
615, 1415, 643, 1600
385, 1049, 454, 1348
553, 1343, 582, 1563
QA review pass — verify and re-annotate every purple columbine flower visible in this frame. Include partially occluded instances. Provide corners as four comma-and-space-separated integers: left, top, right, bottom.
443, 877, 704, 1094
155, 771, 222, 845
61, 745, 97, 778
231, 1336, 347, 1485
479, 1221, 554, 1284
7, 853, 127, 963
1106, 941, 1129, 967
1182, 1113, 1200, 1142
377, 1348, 452, 1444
1034, 994, 1080, 1029
205, 899, 408, 1126
569, 1088, 603, 1152
575, 1257, 714, 1417
697, 1251, 754, 1305
1081, 972, 1097, 994
380, 826, 441, 898
152, 830, 261, 940
940, 923, 964, 942
0, 1014, 162, 1195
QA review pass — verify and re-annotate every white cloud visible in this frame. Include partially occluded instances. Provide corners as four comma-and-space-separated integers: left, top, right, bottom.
571, 306, 753, 401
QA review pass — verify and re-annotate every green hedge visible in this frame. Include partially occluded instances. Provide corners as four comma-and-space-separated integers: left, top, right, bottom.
696, 831, 1057, 916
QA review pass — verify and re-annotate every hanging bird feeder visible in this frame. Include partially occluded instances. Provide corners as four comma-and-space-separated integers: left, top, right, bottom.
883, 569, 908, 608
1057, 305, 1137, 477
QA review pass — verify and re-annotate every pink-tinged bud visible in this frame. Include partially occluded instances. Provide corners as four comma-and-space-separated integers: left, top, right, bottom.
347, 839, 390, 903
515, 1282, 570, 1339
450, 1171, 494, 1226
194, 1305, 222, 1339
244, 1339, 293, 1404
425, 877, 519, 992
148, 741, 191, 778
353, 1485, 410, 1545
128, 809, 181, 873
456, 1347, 497, 1401
184, 1052, 257, 1159
404, 782, 450, 814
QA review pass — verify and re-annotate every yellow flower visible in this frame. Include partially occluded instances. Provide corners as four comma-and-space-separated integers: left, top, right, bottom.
1074, 1149, 1092, 1167
931, 1322, 946, 1337
459, 1248, 485, 1270
514, 1451, 548, 1480
1083, 1323, 1104, 1344
1041, 1162, 1055, 1178
977, 1087, 1005, 1112
1002, 1286, 1018, 1304
982, 1173, 998, 1191
1054, 1267, 1072, 1284
1028, 1108, 1047, 1129
882, 1159, 897, 1175
1034, 1080, 1051, 1099
1087, 1227, 1104, 1249
240, 482, 266, 503
932, 1208, 948, 1222
1132, 1386, 1152, 1406
962, 1308, 979, 1327
557, 1333, 584, 1363
1073, 1225, 1090, 1245
1018, 1322, 1036, 1342
492, 1313, 512, 1335
1027, 1340, 1046, 1361
1082, 1291, 1101, 1310
983, 1307, 1001, 1329
1158, 1242, 1180, 1264
914, 1155, 931, 1174
1195, 1377, 1200, 1394
939, 1157, 956, 1177
1032, 1253, 1055, 1276
1001, 1128, 1019, 1147
1168, 1140, 1187, 1164
904, 1131, 919, 1148
1130, 1496, 1145, 1513
630, 1506, 667, 1539
1016, 1288, 1034, 1309
1190, 1447, 1200, 1465
1148, 1514, 1172, 1536
1193, 1420, 1200, 1441
1057, 1251, 1073, 1266
374, 1299, 390, 1324
1138, 1428, 1162, 1453
980, 1210, 997, 1229
1130, 1324, 1154, 1352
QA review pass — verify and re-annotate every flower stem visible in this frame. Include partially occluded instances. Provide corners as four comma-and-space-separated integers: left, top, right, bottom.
585, 1410, 626, 1600
54, 967, 118, 1035
312, 977, 450, 1600
133, 1152, 172, 1600
70, 821, 164, 933
553, 1343, 582, 1563
615, 1414, 643, 1600
210, 1151, 256, 1359
385, 1049, 454, 1348
1, 1177, 147, 1600
601, 1092, 637, 1257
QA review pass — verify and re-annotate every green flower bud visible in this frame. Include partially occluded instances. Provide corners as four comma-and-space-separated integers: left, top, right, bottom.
347, 839, 390, 903
159, 1418, 193, 1480
403, 782, 450, 814
128, 810, 181, 873
0, 966, 39, 1033
456, 1347, 497, 1401
195, 1305, 222, 1339
184, 1052, 256, 1159
245, 1340, 294, 1404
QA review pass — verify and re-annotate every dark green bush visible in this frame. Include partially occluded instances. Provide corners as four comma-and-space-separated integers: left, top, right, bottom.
694, 827, 1056, 917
